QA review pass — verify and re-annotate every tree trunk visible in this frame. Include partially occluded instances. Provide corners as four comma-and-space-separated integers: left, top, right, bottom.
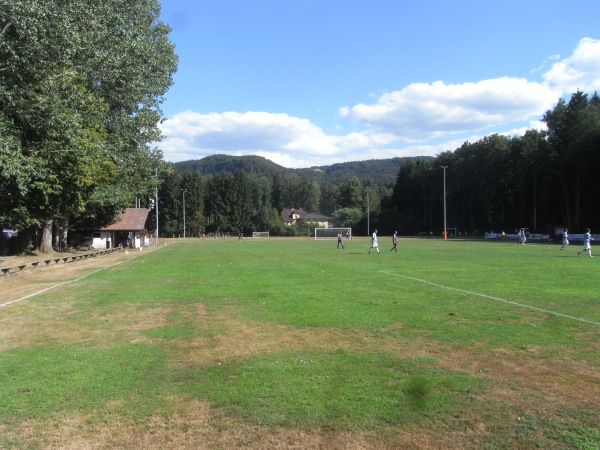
39, 219, 53, 253
53, 222, 60, 251
60, 219, 69, 251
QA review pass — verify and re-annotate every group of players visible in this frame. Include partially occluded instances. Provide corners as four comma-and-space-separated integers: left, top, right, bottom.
560, 228, 594, 257
336, 229, 398, 254
336, 227, 595, 257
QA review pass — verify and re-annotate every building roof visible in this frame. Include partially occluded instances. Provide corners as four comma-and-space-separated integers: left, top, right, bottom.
280, 208, 333, 224
100, 208, 150, 231
303, 213, 333, 221
280, 208, 309, 223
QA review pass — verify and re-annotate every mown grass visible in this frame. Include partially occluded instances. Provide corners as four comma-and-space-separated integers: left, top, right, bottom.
0, 237, 599, 448
178, 349, 484, 429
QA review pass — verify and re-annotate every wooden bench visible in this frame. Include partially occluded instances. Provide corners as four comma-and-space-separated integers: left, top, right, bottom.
1, 249, 120, 276
1, 264, 27, 276
31, 259, 54, 268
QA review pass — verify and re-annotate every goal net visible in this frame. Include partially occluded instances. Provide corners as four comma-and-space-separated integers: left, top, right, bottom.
252, 231, 269, 238
314, 227, 352, 240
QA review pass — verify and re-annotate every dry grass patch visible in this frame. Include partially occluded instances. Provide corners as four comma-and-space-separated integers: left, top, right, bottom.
173, 310, 438, 368
0, 397, 489, 450
436, 347, 600, 411
0, 299, 175, 351
0, 250, 133, 304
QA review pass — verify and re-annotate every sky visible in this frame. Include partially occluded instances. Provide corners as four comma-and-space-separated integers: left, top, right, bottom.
156, 0, 600, 169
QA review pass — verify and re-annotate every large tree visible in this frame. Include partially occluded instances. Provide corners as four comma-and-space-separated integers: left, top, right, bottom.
0, 0, 177, 251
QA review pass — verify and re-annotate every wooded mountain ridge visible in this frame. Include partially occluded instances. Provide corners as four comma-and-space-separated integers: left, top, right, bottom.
173, 154, 433, 185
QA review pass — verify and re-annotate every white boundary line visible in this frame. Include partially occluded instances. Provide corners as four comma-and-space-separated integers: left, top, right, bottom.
381, 271, 600, 326
0, 245, 167, 309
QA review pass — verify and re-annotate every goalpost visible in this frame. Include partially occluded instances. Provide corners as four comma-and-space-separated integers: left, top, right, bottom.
314, 227, 352, 240
252, 231, 269, 238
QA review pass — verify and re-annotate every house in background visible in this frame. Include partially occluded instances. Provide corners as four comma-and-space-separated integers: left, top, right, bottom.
303, 213, 334, 228
280, 208, 333, 228
92, 208, 151, 249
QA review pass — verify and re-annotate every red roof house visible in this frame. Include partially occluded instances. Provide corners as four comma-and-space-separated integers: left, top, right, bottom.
93, 208, 151, 249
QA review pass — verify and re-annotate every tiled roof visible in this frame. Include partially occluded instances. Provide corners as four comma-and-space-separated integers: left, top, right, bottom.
303, 213, 333, 221
281, 208, 308, 223
100, 208, 150, 231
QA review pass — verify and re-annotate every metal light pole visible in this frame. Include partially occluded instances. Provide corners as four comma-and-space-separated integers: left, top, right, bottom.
441, 166, 448, 240
181, 189, 187, 239
366, 189, 370, 237
155, 169, 159, 243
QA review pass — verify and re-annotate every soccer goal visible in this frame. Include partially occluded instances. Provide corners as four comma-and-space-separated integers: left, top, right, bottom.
314, 227, 352, 240
252, 231, 269, 238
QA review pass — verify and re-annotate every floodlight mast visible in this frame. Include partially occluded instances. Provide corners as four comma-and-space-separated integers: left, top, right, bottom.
155, 169, 159, 242
181, 189, 187, 239
441, 166, 448, 240
367, 189, 370, 237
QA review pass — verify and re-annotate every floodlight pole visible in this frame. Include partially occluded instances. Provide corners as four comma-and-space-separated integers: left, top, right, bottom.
155, 169, 159, 243
367, 190, 370, 237
181, 189, 187, 239
441, 166, 448, 240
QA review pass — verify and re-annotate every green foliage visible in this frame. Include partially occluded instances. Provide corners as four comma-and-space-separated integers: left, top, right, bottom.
173, 154, 413, 185
175, 154, 287, 178
332, 207, 363, 227
0, 0, 177, 246
338, 176, 364, 209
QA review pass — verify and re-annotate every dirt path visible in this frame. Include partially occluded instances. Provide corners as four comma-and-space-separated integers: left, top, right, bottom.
0, 248, 153, 305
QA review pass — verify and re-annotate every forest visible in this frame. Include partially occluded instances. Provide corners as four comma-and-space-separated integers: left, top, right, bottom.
153, 91, 600, 239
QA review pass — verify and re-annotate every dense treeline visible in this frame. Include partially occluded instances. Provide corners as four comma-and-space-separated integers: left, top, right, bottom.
156, 169, 390, 237
175, 155, 287, 179
0, 0, 177, 253
157, 91, 600, 238
174, 154, 413, 185
391, 91, 600, 235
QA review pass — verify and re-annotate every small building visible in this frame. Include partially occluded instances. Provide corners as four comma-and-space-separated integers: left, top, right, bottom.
280, 208, 333, 228
92, 208, 151, 249
303, 213, 334, 228
281, 208, 308, 226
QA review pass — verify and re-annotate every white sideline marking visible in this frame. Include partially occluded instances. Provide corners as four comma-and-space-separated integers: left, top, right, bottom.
0, 246, 166, 309
381, 271, 600, 326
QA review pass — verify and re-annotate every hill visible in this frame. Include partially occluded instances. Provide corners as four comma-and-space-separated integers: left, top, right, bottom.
173, 154, 432, 185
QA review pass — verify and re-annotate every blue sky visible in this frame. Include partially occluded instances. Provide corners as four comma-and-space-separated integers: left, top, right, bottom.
157, 0, 600, 168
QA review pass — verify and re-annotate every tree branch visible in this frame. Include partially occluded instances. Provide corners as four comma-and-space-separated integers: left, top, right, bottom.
0, 21, 12, 36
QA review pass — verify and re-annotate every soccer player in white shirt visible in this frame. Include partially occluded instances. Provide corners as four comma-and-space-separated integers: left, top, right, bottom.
337, 231, 345, 249
578, 228, 594, 257
369, 229, 380, 254
560, 229, 569, 250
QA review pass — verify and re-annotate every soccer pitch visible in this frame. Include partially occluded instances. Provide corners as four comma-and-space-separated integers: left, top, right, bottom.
1, 237, 599, 449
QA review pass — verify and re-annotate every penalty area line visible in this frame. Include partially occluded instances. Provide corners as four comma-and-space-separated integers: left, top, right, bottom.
0, 245, 167, 309
381, 271, 600, 327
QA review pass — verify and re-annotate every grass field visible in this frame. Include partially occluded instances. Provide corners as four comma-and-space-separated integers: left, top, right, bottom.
0, 237, 599, 449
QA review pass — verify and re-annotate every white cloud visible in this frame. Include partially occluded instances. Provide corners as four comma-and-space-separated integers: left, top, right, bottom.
543, 37, 600, 93
158, 38, 600, 168
159, 110, 400, 166
339, 77, 559, 140
161, 110, 334, 155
